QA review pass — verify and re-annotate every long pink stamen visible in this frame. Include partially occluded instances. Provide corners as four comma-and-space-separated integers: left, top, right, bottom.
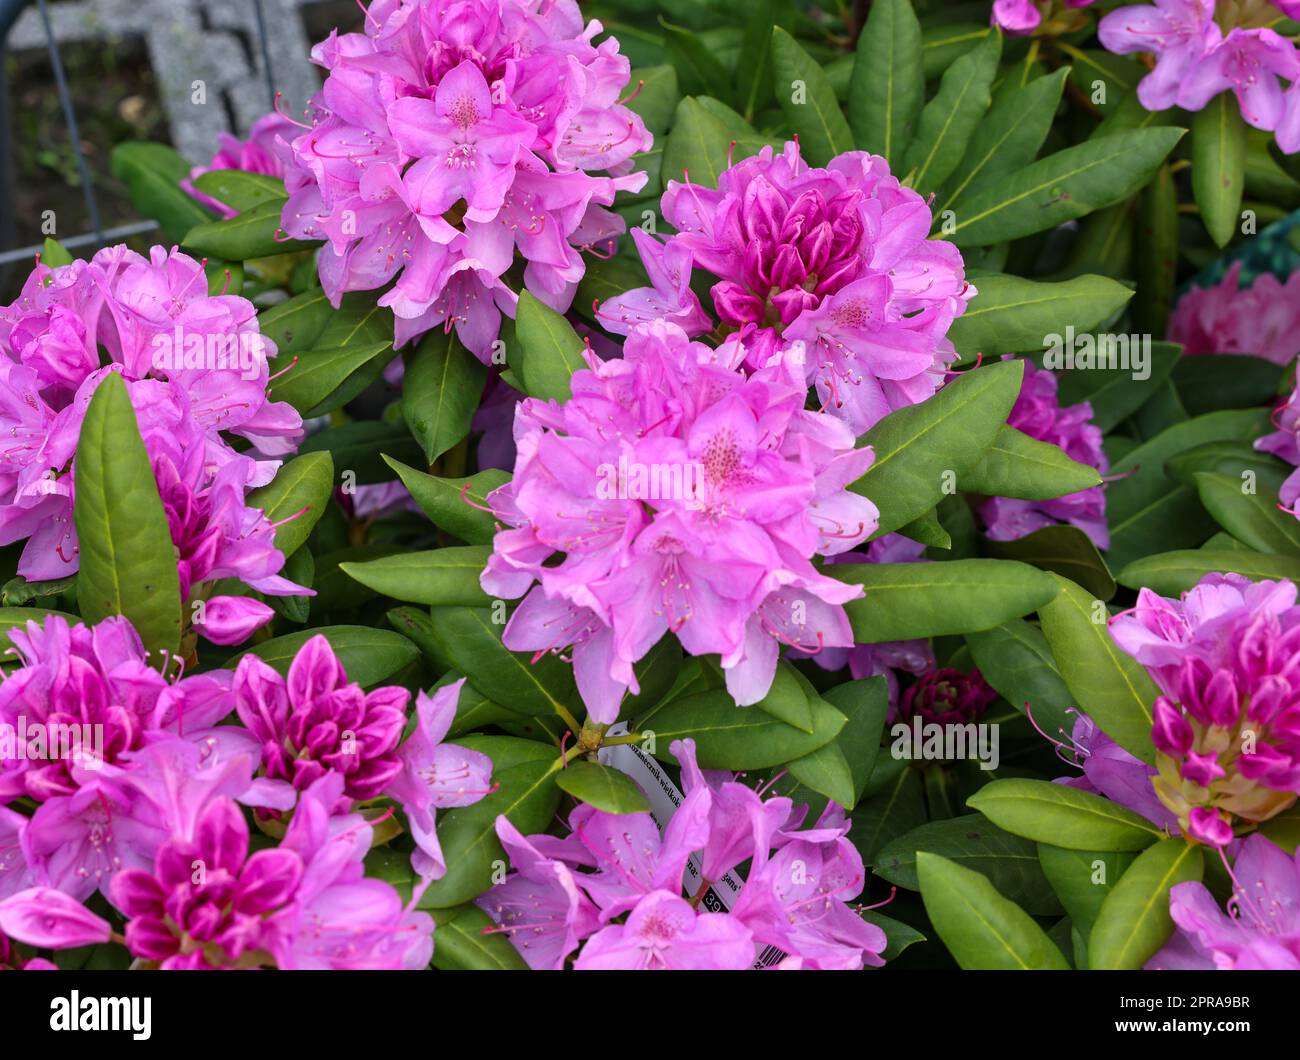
270, 504, 311, 529
618, 80, 645, 106
268, 354, 299, 382
459, 482, 496, 513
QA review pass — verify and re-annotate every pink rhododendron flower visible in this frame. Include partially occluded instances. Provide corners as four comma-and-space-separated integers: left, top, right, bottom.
481, 320, 878, 718
0, 616, 252, 901
0, 246, 303, 596
1169, 262, 1300, 366
278, 0, 651, 359
110, 772, 433, 969
1148, 833, 1300, 969
978, 360, 1110, 548
602, 142, 974, 434
1110, 573, 1300, 845
182, 112, 298, 218
479, 739, 888, 970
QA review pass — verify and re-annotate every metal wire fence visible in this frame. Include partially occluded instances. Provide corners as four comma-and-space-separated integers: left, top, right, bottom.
0, 0, 281, 269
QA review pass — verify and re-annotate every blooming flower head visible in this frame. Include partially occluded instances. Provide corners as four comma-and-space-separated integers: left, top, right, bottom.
481, 320, 878, 718
109, 772, 433, 969
278, 0, 651, 358
978, 359, 1110, 548
478, 739, 888, 970
1110, 573, 1300, 845
1099, 1, 1227, 111
0, 246, 303, 590
602, 142, 974, 434
992, 0, 1097, 36
182, 112, 298, 218
1148, 833, 1300, 969
896, 667, 998, 726
0, 616, 244, 900
1169, 262, 1300, 366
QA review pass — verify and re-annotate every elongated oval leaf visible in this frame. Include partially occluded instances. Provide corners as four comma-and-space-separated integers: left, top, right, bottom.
849, 0, 924, 162
192, 170, 287, 214
1038, 574, 1158, 762
403, 329, 487, 463
514, 291, 587, 403
74, 373, 183, 659
340, 547, 492, 607
968, 778, 1162, 851
1118, 549, 1300, 597
946, 127, 1185, 247
228, 625, 418, 687
383, 456, 507, 545
961, 424, 1102, 499
1194, 470, 1300, 557
555, 761, 651, 814
270, 341, 393, 417
966, 619, 1075, 747
430, 905, 529, 970
111, 141, 215, 241
183, 199, 318, 260
245, 451, 334, 559
1038, 845, 1138, 944
984, 525, 1116, 601
1088, 838, 1203, 969
917, 851, 1070, 969
834, 559, 1058, 643
771, 27, 853, 167
1192, 93, 1247, 249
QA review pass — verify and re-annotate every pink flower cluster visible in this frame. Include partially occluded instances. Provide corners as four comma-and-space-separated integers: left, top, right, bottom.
1099, 1, 1300, 152
1170, 262, 1300, 366
0, 247, 306, 644
992, 0, 1097, 36
1256, 382, 1300, 515
478, 739, 887, 970
1110, 573, 1300, 846
482, 320, 878, 719
278, 0, 651, 359
182, 112, 299, 218
978, 359, 1110, 549
602, 142, 975, 435
0, 617, 493, 968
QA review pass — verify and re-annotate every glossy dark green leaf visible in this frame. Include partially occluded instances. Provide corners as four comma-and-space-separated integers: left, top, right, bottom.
403, 329, 487, 463
771, 27, 853, 166
228, 625, 419, 687
111, 141, 215, 241
962, 424, 1102, 499
849, 0, 924, 162
984, 525, 1116, 601
1192, 92, 1247, 248
245, 451, 334, 559
1088, 838, 1203, 969
555, 761, 651, 814
968, 778, 1163, 851
339, 546, 492, 607
383, 456, 507, 545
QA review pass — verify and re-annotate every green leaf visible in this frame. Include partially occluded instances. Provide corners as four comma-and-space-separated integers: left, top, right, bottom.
257, 289, 333, 354
646, 689, 847, 770
555, 761, 651, 814
949, 273, 1133, 362
1088, 838, 1203, 969
1038, 573, 1158, 763
961, 424, 1102, 499
424, 606, 583, 719
917, 851, 1070, 969
897, 507, 951, 549
383, 457, 506, 545
1118, 549, 1300, 596
1194, 470, 1300, 557
966, 619, 1074, 740
41, 237, 74, 267
835, 559, 1058, 643
1192, 93, 1247, 248
0, 607, 78, 641
339, 546, 491, 607
985, 525, 1116, 601
903, 30, 1001, 193
785, 738, 856, 809
848, 758, 926, 863
877, 813, 1062, 915
660, 97, 774, 191
660, 17, 733, 102
1, 575, 77, 607
430, 905, 528, 970
968, 778, 1162, 851
627, 64, 680, 137
403, 329, 487, 463
183, 199, 317, 260
862, 911, 926, 961
849, 0, 924, 162
752, 661, 814, 732
1133, 164, 1179, 337
1171, 354, 1286, 417
852, 358, 1024, 536
771, 27, 853, 166
228, 625, 419, 687
821, 677, 889, 805
110, 141, 214, 242
245, 451, 334, 559
513, 291, 586, 403
922, 23, 991, 80
735, 0, 778, 124
940, 68, 1068, 211
1038, 845, 1138, 943
947, 127, 1185, 247
418, 758, 563, 908
298, 421, 424, 485
1054, 341, 1181, 432
192, 169, 286, 214
270, 341, 393, 417
73, 374, 183, 659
